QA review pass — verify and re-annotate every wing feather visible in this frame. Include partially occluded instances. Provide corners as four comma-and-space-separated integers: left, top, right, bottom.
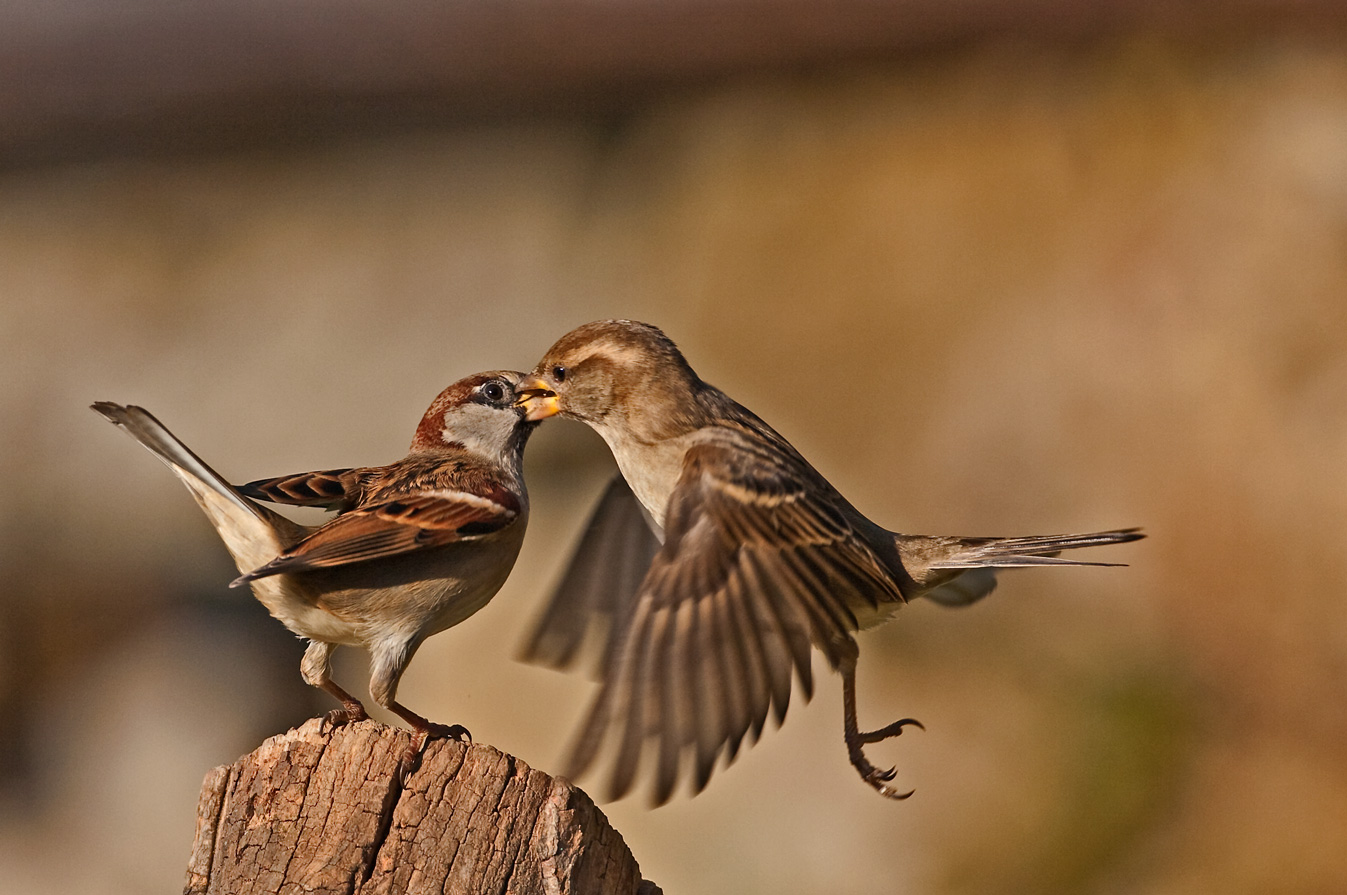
564, 431, 903, 803
234, 489, 517, 583
238, 469, 363, 509
519, 475, 661, 675
723, 566, 774, 744
652, 604, 681, 804
602, 597, 658, 800
707, 585, 747, 767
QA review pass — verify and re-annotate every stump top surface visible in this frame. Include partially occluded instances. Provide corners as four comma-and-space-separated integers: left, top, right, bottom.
185, 719, 657, 895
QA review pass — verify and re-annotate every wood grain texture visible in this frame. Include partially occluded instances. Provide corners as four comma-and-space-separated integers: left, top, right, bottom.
185, 719, 658, 895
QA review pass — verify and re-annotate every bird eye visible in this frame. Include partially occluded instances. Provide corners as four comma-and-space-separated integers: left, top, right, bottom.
480, 381, 506, 403
551, 365, 567, 383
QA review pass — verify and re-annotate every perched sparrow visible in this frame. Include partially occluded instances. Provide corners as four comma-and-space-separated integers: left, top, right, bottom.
92, 372, 553, 774
517, 320, 1143, 805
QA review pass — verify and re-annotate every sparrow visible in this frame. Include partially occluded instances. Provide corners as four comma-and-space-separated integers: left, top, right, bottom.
516, 319, 1143, 805
92, 371, 554, 774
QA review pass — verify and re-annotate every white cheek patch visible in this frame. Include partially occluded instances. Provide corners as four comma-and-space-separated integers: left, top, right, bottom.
442, 402, 512, 457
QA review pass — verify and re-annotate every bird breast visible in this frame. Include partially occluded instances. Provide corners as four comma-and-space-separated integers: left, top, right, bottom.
251, 513, 528, 648
595, 425, 695, 537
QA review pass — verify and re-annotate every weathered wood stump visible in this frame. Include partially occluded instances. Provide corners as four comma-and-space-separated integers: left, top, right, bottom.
185, 719, 659, 894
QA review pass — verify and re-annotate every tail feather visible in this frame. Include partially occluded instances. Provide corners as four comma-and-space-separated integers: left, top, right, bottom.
899, 527, 1143, 605
930, 554, 1127, 570
93, 402, 255, 515
928, 528, 1143, 570
91, 402, 297, 572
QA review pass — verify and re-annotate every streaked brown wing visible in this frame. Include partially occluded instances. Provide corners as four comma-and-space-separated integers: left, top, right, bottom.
234, 489, 517, 583
238, 468, 364, 509
518, 473, 662, 677
565, 432, 903, 805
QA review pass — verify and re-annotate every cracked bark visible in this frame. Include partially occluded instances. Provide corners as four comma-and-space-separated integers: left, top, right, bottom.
184, 719, 659, 895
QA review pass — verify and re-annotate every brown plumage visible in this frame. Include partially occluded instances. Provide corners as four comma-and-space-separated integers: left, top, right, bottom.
518, 320, 1143, 805
93, 371, 552, 775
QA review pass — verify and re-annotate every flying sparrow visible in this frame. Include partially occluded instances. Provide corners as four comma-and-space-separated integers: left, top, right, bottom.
517, 319, 1143, 805
92, 371, 554, 774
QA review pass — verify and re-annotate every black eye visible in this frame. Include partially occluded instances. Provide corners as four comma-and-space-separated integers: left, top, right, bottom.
551, 365, 567, 383
480, 381, 506, 403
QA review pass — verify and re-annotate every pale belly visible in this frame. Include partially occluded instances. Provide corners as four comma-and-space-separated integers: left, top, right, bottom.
246, 521, 526, 649
602, 429, 695, 539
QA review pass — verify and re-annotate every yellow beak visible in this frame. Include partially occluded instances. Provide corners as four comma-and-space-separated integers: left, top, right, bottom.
517, 379, 561, 421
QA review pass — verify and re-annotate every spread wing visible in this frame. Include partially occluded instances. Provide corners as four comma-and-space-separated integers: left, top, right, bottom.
563, 431, 905, 805
232, 488, 518, 585
518, 474, 662, 677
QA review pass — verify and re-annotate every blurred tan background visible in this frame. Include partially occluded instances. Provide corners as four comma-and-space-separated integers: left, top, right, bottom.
4, 2, 1347, 893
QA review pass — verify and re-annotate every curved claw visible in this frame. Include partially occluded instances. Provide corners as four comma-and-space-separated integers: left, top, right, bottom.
319, 703, 369, 733
397, 720, 473, 782
848, 716, 924, 800
876, 782, 916, 801
397, 745, 424, 784
860, 717, 924, 744
859, 762, 914, 799
423, 722, 472, 743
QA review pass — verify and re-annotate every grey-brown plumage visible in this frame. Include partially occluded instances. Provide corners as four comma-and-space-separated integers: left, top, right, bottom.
518, 320, 1143, 805
93, 372, 552, 775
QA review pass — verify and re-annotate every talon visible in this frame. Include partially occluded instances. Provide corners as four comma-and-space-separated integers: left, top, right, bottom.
423, 722, 471, 743
853, 757, 915, 799
389, 702, 471, 746
879, 785, 916, 801
320, 704, 369, 733
847, 721, 923, 799
396, 719, 472, 783
398, 744, 424, 784
860, 717, 924, 744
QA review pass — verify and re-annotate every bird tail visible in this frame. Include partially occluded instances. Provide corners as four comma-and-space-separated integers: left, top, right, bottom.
927, 528, 1144, 569
899, 528, 1144, 607
91, 402, 300, 575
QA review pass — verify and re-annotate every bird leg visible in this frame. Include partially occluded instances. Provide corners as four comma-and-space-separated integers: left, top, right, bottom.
368, 646, 473, 780
301, 641, 369, 730
839, 638, 923, 800
317, 679, 370, 730
390, 702, 472, 747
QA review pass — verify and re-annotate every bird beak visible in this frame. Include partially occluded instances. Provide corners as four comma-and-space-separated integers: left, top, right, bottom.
516, 380, 560, 421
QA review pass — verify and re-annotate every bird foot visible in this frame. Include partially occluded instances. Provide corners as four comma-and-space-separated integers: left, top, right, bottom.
319, 703, 369, 733
397, 721, 473, 783
847, 717, 923, 800
853, 755, 916, 800
422, 721, 472, 743
859, 717, 924, 745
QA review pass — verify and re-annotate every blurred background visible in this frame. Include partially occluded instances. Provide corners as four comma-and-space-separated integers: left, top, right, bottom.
3, 2, 1347, 892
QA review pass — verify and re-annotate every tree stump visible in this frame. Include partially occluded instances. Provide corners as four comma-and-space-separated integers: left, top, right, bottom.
185, 718, 659, 894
